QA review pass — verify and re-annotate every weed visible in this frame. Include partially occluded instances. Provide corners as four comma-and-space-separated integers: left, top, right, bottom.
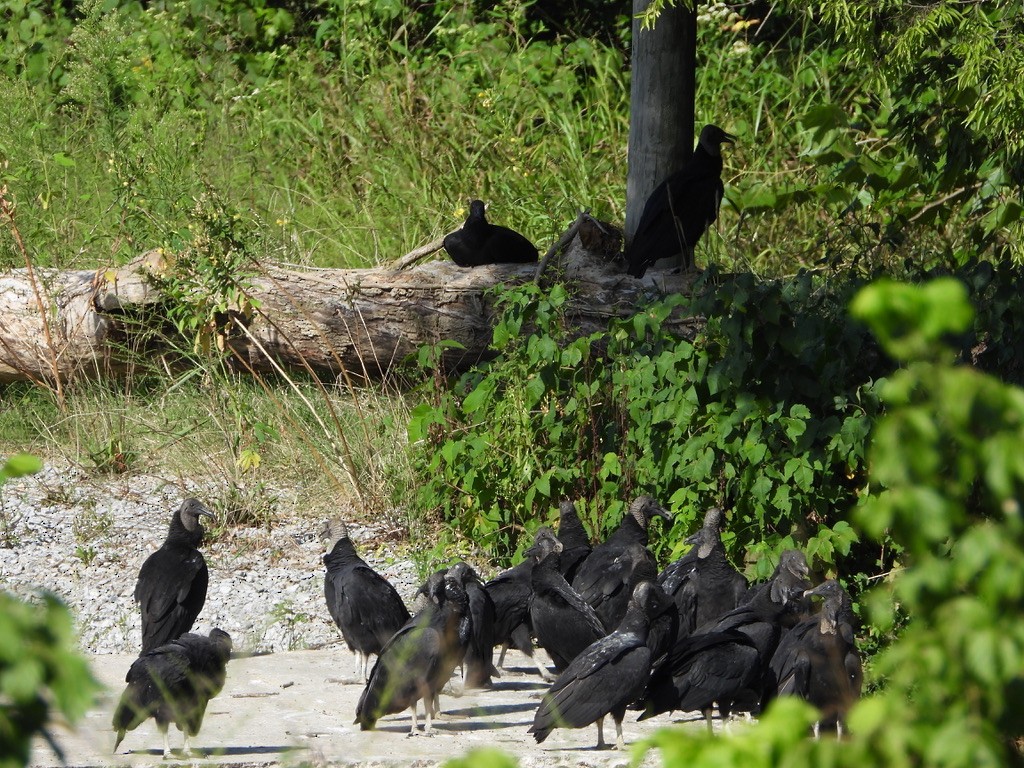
268, 600, 314, 651
73, 545, 98, 565
71, 502, 113, 546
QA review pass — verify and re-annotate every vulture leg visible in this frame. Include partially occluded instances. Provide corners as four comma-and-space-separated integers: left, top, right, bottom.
182, 733, 194, 758
532, 654, 556, 682
407, 704, 419, 737
160, 725, 171, 759
614, 716, 626, 750
424, 696, 435, 736
703, 708, 714, 734
497, 643, 509, 668
813, 720, 821, 740
595, 716, 606, 749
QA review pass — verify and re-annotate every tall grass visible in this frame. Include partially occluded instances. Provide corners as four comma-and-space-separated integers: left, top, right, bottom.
0, 369, 416, 532
0, 0, 920, 547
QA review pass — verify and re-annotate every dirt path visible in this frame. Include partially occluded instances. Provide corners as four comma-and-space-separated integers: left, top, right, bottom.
33, 648, 708, 768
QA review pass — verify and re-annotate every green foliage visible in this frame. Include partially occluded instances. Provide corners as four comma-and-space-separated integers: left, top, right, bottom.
409, 271, 885, 573
148, 187, 263, 355
0, 0, 630, 271
777, 0, 1024, 265
439, 276, 1024, 768
637, 278, 1024, 767
0, 455, 99, 768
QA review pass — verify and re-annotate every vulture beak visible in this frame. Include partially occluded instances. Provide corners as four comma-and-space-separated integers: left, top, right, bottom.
722, 130, 737, 144
802, 581, 834, 599
654, 505, 673, 523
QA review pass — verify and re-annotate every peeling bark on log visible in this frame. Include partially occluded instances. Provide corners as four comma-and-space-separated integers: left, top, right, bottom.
0, 235, 702, 385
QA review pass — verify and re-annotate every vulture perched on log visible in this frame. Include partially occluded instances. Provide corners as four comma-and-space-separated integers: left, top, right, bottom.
134, 499, 213, 654
443, 199, 538, 266
113, 628, 232, 758
530, 581, 660, 749
626, 124, 735, 277
767, 579, 863, 737
322, 519, 411, 680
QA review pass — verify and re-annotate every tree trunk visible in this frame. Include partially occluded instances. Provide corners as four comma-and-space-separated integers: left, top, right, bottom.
0, 236, 701, 385
626, 0, 698, 244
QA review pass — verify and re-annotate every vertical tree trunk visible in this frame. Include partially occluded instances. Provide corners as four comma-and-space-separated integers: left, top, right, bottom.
625, 0, 698, 244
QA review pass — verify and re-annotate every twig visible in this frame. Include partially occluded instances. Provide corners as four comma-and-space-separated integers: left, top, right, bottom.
390, 235, 449, 271
906, 185, 977, 225
229, 315, 366, 504
534, 209, 588, 283
0, 186, 65, 411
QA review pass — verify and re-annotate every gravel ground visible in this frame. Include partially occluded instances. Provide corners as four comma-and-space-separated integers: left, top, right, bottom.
0, 459, 422, 655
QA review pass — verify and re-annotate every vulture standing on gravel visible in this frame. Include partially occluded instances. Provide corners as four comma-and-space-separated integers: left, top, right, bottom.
579, 541, 659, 632
641, 550, 811, 728
572, 495, 671, 613
767, 579, 863, 737
658, 506, 747, 637
442, 561, 498, 689
528, 545, 606, 672
113, 628, 232, 758
355, 570, 470, 735
554, 499, 592, 584
485, 527, 561, 680
134, 498, 214, 654
443, 199, 539, 266
322, 519, 411, 680
626, 123, 736, 277
529, 581, 659, 749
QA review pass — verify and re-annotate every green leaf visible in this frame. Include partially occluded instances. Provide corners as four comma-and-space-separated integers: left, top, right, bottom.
461, 379, 495, 414
1, 454, 42, 482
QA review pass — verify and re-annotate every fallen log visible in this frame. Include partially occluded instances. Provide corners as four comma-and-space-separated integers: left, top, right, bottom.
0, 228, 701, 385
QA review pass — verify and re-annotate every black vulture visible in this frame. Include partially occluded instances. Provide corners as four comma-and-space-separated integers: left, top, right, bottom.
554, 499, 592, 584
529, 581, 660, 749
484, 527, 561, 680
640, 627, 760, 732
572, 495, 671, 605
578, 541, 659, 632
739, 549, 813, 629
322, 519, 411, 680
626, 124, 736, 277
443, 199, 538, 266
528, 545, 606, 672
767, 579, 863, 737
658, 507, 747, 637
445, 561, 498, 689
641, 550, 811, 728
112, 628, 232, 758
355, 569, 470, 735
642, 581, 681, 664
135, 499, 214, 653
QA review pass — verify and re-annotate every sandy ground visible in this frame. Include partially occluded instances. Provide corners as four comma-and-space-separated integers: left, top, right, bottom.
33, 648, 709, 768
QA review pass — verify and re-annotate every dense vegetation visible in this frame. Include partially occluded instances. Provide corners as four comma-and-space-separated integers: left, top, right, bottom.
2, 0, 1023, 765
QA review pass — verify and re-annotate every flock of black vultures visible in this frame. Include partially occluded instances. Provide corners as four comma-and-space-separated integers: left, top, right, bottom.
110, 494, 862, 758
